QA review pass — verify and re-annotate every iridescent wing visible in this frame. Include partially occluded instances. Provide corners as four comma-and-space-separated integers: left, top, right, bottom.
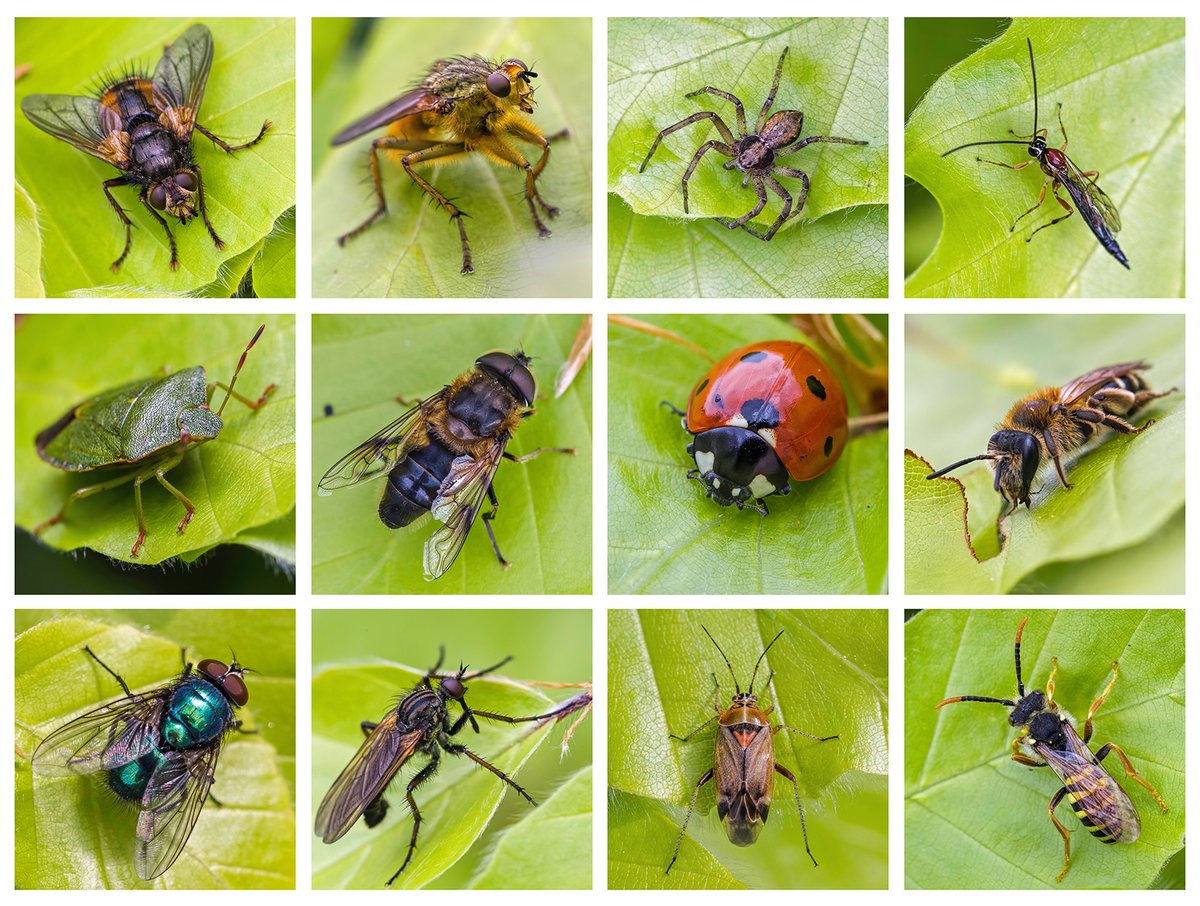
1064, 155, 1122, 233
20, 94, 119, 165
331, 87, 442, 146
1058, 362, 1147, 406
1033, 723, 1140, 839
154, 23, 214, 116
314, 710, 424, 843
32, 689, 168, 777
135, 744, 220, 880
317, 393, 445, 494
424, 441, 508, 580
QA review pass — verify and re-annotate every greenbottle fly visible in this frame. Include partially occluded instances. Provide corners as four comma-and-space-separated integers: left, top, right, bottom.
31, 646, 250, 880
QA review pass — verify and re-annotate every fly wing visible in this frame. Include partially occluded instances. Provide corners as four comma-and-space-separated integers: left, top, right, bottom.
424, 441, 508, 580
20, 94, 118, 164
32, 691, 167, 777
331, 88, 440, 145
134, 744, 218, 880
314, 711, 423, 843
154, 23, 214, 114
1057, 362, 1147, 406
317, 393, 444, 494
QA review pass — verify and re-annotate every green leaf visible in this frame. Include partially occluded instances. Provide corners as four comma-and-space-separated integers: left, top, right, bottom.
15, 19, 296, 297
905, 609, 1185, 889
470, 766, 592, 888
904, 313, 1184, 594
311, 19, 592, 297
607, 609, 888, 889
312, 314, 591, 594
15, 314, 296, 565
15, 614, 295, 889
608, 313, 887, 594
229, 510, 297, 566
607, 18, 887, 298
15, 182, 44, 298
905, 18, 1184, 297
252, 206, 297, 298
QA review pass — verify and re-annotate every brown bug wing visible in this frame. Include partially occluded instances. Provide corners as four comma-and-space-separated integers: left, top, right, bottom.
1058, 362, 1148, 406
314, 712, 423, 843
331, 88, 440, 146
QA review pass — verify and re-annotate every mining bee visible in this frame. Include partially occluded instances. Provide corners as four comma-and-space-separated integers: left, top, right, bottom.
935, 617, 1168, 882
666, 626, 837, 874
20, 24, 271, 272
317, 350, 573, 580
332, 55, 568, 275
926, 361, 1175, 514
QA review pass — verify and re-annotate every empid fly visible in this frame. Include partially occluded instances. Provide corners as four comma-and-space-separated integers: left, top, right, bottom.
935, 617, 1168, 882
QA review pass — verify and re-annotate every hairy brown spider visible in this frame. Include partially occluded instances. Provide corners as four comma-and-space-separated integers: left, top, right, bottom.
638, 46, 868, 241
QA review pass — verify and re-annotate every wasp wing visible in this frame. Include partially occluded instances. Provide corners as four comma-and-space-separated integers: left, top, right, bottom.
318, 394, 444, 494
424, 441, 508, 580
1032, 723, 1140, 842
134, 744, 219, 880
19, 94, 120, 165
331, 88, 441, 146
32, 690, 168, 777
1061, 156, 1122, 234
314, 711, 423, 843
1058, 362, 1148, 406
154, 23, 214, 116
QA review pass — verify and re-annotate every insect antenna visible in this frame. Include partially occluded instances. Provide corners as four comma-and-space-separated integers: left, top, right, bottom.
1013, 616, 1028, 696
926, 453, 997, 479
701, 625, 742, 694
748, 630, 785, 695
941, 37, 1042, 158
216, 324, 267, 416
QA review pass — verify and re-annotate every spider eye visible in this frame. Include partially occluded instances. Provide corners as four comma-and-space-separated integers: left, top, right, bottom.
149, 185, 167, 210
486, 70, 511, 98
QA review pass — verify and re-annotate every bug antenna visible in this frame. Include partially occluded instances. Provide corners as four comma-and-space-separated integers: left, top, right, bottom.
926, 453, 997, 479
701, 625, 741, 695
941, 139, 1031, 158
935, 695, 1017, 709
1014, 617, 1028, 697
216, 324, 266, 416
748, 630, 785, 695
1026, 37, 1038, 136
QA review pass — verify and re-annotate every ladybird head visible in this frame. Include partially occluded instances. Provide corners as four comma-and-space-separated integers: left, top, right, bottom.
687, 426, 790, 511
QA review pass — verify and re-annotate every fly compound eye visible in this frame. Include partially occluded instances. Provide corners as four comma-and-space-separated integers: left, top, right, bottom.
175, 171, 196, 191
486, 70, 512, 98
221, 672, 250, 706
440, 676, 466, 699
149, 184, 168, 210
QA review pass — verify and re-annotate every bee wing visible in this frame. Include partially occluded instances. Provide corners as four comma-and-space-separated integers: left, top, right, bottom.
1058, 362, 1148, 406
318, 394, 443, 493
31, 690, 167, 777
135, 744, 219, 880
315, 711, 423, 843
331, 87, 441, 145
424, 441, 508, 580
1034, 725, 1140, 836
154, 23, 214, 114
20, 94, 116, 164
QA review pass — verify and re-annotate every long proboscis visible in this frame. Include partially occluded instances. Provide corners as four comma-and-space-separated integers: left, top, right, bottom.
941, 37, 1040, 159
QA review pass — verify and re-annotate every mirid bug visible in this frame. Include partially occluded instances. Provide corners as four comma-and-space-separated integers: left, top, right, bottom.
666, 626, 838, 874
935, 617, 1168, 882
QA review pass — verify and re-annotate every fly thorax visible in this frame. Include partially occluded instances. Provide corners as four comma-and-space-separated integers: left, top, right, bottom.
163, 678, 233, 749
397, 688, 443, 729
179, 406, 222, 443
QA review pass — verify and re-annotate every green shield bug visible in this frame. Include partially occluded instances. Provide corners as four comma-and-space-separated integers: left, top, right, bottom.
33, 324, 276, 557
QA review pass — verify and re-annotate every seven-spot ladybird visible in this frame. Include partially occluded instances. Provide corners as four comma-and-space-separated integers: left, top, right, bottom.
666, 341, 848, 514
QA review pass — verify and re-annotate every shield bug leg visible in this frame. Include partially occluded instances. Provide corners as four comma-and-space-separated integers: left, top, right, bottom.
152, 461, 199, 536
101, 177, 136, 271
34, 470, 140, 539
774, 761, 820, 866
666, 768, 715, 874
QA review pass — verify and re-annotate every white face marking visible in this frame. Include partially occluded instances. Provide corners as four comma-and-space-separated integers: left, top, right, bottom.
712, 478, 721, 490
728, 413, 749, 428
694, 450, 715, 473
748, 473, 777, 499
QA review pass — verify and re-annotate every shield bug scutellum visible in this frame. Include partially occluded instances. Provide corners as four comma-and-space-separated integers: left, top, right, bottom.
666, 625, 838, 873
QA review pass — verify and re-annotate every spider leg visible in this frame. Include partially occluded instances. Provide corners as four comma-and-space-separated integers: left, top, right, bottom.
680, 140, 735, 214
780, 134, 868, 154
715, 175, 768, 230
640, 112, 737, 173
756, 47, 790, 133
685, 87, 748, 136
729, 174, 792, 242
773, 166, 811, 219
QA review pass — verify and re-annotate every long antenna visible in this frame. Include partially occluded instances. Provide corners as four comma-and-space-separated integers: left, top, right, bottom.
941, 36, 1042, 158
701, 625, 741, 694
748, 630, 784, 695
1013, 617, 1028, 697
216, 324, 266, 417
926, 453, 997, 479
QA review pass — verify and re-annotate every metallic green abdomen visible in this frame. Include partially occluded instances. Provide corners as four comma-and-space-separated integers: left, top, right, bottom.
106, 745, 170, 800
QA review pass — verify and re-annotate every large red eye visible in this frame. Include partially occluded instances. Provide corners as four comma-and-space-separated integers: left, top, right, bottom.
149, 185, 168, 210
486, 70, 512, 98
197, 658, 250, 706
440, 676, 466, 700
175, 171, 196, 191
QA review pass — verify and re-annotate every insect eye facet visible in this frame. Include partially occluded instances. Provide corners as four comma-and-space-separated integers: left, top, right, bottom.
441, 676, 466, 699
176, 171, 196, 191
486, 70, 512, 98
149, 184, 168, 210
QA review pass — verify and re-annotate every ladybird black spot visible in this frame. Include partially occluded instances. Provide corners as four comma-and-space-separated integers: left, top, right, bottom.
740, 398, 780, 429
695, 377, 709, 394
740, 350, 769, 363
806, 375, 827, 400
824, 435, 834, 457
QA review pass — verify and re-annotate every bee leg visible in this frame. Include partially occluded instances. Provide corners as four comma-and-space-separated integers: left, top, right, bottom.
685, 86, 749, 135
101, 176, 135, 272
639, 111, 737, 174
1082, 662, 1119, 742
1094, 743, 1168, 813
191, 164, 225, 251
681, 139, 736, 214
666, 768, 713, 875
194, 119, 272, 154
1026, 181, 1074, 242
385, 752, 441, 886
398, 142, 475, 274
1041, 429, 1072, 490
443, 742, 537, 807
82, 645, 133, 697
1048, 786, 1073, 883
138, 192, 180, 270
715, 172, 768, 230
33, 470, 138, 541
775, 762, 818, 867
1009, 177, 1052, 232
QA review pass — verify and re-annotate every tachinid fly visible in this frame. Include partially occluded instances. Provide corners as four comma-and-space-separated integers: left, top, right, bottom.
31, 646, 250, 880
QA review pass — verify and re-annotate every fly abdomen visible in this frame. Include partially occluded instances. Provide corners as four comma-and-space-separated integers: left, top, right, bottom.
379, 440, 455, 528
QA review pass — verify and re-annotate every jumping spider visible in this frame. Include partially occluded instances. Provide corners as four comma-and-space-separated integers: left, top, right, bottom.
638, 46, 868, 241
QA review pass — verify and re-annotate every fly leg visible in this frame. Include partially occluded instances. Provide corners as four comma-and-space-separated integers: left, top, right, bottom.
666, 768, 713, 874
385, 750, 441, 886
776, 762, 818, 867
716, 173, 767, 230
472, 133, 557, 240
1094, 742, 1168, 813
102, 176, 135, 272
194, 119, 272, 153
34, 470, 138, 542
190, 164, 225, 251
503, 119, 569, 220
504, 447, 576, 464
1026, 180, 1074, 242
442, 741, 537, 806
82, 645, 134, 697
138, 191, 180, 270
481, 484, 509, 570
336, 137, 440, 242
400, 143, 476, 274
1048, 786, 1073, 883
681, 140, 736, 213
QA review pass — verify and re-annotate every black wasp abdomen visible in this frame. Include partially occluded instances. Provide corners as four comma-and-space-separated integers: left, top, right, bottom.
378, 439, 457, 529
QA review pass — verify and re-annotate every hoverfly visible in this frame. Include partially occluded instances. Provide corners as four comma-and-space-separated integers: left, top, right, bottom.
926, 361, 1174, 514
942, 38, 1128, 268
935, 618, 1167, 882
666, 627, 837, 874
314, 648, 568, 886
31, 646, 250, 881
317, 350, 573, 580
20, 24, 271, 272
331, 55, 568, 275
